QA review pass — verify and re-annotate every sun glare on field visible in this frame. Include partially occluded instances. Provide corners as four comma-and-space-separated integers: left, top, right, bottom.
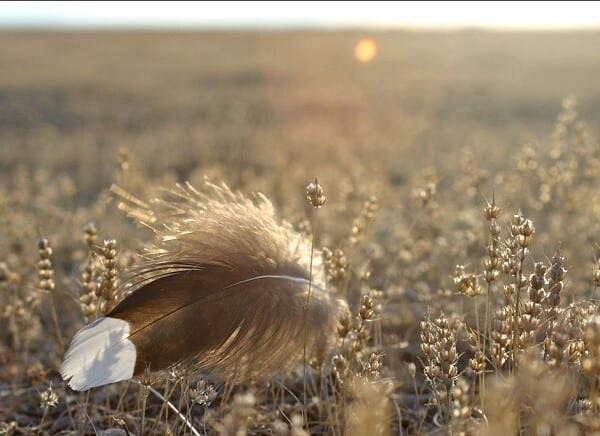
354, 38, 377, 63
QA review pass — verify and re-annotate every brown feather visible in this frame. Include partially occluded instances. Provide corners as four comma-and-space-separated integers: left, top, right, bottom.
107, 181, 344, 380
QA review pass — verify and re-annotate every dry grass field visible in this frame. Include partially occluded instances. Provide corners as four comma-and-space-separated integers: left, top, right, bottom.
2, 30, 600, 435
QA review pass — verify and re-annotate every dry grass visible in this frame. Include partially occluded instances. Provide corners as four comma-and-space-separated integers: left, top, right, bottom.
2, 30, 600, 434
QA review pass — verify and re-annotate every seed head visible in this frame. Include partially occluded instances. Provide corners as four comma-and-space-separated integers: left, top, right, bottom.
362, 353, 383, 379
306, 178, 326, 208
84, 222, 97, 248
454, 265, 481, 297
332, 354, 351, 383
469, 350, 486, 374
511, 211, 535, 247
37, 238, 55, 292
39, 384, 58, 409
483, 194, 500, 220
359, 294, 376, 321
323, 247, 348, 283
189, 380, 218, 406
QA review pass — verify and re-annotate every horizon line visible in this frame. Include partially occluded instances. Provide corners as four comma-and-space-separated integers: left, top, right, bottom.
1, 23, 600, 32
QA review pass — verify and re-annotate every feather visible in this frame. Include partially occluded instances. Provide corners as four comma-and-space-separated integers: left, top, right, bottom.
61, 181, 345, 391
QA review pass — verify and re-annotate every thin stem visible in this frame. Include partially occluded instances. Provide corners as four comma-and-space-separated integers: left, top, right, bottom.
429, 379, 444, 430
592, 374, 599, 417
140, 384, 148, 436
386, 392, 404, 436
322, 367, 338, 436
38, 407, 48, 436
512, 247, 526, 372
174, 374, 190, 435
303, 207, 318, 430
81, 390, 91, 434
48, 290, 65, 350
135, 381, 201, 436
472, 296, 484, 410
115, 383, 129, 414
481, 280, 492, 409
483, 283, 492, 357
152, 379, 172, 434
446, 389, 452, 436
473, 297, 481, 345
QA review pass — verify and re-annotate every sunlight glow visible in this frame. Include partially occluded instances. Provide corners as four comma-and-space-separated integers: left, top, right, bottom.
354, 39, 377, 63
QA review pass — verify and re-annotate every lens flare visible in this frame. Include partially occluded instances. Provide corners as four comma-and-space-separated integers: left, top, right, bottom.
354, 38, 377, 63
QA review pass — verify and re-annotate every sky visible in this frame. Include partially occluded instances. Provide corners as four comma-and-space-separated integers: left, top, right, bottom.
1, 1, 599, 30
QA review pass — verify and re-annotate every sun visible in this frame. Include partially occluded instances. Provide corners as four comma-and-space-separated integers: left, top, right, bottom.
354, 38, 377, 63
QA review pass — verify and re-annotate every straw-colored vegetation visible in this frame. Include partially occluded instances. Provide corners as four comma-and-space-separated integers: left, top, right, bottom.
2, 30, 600, 434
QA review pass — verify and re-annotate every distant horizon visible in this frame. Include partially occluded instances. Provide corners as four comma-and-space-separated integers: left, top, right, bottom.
1, 1, 600, 31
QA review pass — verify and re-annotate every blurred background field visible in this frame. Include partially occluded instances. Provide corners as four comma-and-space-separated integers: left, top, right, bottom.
3, 30, 600, 284
3, 28, 600, 434
2, 30, 600, 198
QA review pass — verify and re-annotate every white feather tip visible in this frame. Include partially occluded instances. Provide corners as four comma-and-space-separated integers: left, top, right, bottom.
60, 317, 136, 391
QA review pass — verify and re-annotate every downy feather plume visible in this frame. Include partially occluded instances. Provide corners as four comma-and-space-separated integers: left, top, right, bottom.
61, 181, 346, 391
